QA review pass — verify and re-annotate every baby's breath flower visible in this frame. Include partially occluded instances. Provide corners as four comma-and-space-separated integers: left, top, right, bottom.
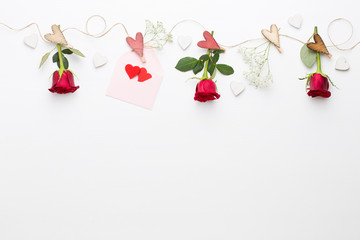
239, 42, 273, 88
144, 20, 172, 49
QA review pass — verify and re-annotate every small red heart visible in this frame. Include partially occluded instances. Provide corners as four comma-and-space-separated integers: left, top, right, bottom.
138, 68, 152, 82
197, 31, 220, 50
125, 64, 141, 79
126, 32, 144, 57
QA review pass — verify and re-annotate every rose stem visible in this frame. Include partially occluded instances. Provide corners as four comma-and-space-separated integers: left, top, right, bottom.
56, 44, 65, 78
201, 31, 215, 80
314, 26, 322, 74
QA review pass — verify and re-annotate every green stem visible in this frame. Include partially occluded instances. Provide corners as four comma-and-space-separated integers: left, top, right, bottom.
201, 31, 215, 80
314, 26, 322, 74
57, 44, 65, 70
202, 49, 210, 79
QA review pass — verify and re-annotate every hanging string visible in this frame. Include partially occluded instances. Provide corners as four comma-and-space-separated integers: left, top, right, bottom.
327, 18, 360, 51
63, 15, 129, 38
0, 22, 47, 42
1, 16, 360, 52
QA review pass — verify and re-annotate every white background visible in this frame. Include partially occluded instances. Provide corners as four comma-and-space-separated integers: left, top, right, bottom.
0, 0, 359, 239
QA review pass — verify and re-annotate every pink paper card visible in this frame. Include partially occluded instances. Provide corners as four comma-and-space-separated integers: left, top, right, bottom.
106, 48, 163, 110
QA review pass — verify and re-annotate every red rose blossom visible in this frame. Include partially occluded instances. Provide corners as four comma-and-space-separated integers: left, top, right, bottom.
49, 70, 79, 94
194, 79, 220, 102
307, 73, 331, 98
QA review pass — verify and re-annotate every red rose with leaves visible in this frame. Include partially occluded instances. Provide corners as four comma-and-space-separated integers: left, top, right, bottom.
40, 25, 84, 94
300, 26, 335, 98
175, 31, 234, 102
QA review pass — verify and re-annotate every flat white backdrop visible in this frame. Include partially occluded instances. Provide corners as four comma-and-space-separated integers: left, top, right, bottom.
0, 0, 359, 239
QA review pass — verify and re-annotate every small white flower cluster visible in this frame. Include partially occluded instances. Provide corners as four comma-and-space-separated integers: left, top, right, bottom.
144, 20, 173, 49
239, 45, 273, 88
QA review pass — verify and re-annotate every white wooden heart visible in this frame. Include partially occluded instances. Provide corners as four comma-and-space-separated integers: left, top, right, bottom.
230, 81, 245, 96
335, 56, 350, 71
24, 34, 38, 49
44, 25, 68, 46
288, 14, 303, 29
261, 24, 282, 53
93, 53, 107, 68
177, 36, 192, 50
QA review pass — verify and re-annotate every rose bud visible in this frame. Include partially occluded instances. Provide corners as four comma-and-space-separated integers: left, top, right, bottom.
307, 73, 331, 98
194, 79, 220, 102
49, 70, 79, 94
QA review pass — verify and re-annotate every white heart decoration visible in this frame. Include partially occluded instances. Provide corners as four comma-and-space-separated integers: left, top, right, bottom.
288, 14, 303, 29
93, 53, 108, 68
335, 56, 350, 71
24, 34, 38, 49
230, 81, 245, 96
177, 36, 192, 50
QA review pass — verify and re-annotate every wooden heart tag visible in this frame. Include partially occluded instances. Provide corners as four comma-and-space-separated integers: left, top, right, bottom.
197, 31, 221, 50
44, 25, 68, 46
126, 32, 146, 63
261, 24, 282, 53
307, 34, 332, 58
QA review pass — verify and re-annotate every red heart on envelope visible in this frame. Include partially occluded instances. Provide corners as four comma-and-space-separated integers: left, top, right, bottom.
197, 31, 221, 50
138, 68, 152, 82
125, 64, 141, 79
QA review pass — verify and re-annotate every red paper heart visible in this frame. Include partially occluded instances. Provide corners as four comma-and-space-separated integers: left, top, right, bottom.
197, 31, 220, 50
125, 64, 141, 79
138, 68, 152, 82
126, 32, 144, 57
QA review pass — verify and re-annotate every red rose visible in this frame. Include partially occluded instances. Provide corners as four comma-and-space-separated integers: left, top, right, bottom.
307, 73, 331, 98
49, 70, 79, 94
194, 79, 220, 102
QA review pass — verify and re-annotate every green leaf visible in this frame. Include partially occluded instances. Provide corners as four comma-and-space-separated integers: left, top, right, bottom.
63, 57, 69, 69
69, 48, 85, 57
216, 64, 234, 75
208, 61, 216, 75
300, 44, 317, 68
200, 55, 209, 61
175, 57, 198, 72
193, 61, 204, 75
39, 52, 51, 68
62, 49, 73, 55
52, 52, 59, 63
213, 49, 225, 55
211, 53, 219, 64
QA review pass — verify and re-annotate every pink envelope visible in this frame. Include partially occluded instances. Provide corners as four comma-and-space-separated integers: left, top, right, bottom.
106, 48, 163, 110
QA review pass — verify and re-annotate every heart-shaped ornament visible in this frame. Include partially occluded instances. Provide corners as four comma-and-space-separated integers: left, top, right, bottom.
93, 53, 107, 68
288, 14, 303, 29
138, 68, 152, 82
126, 32, 145, 62
178, 35, 192, 50
230, 81, 245, 96
125, 64, 141, 79
44, 25, 68, 46
24, 34, 38, 49
197, 31, 221, 50
307, 34, 332, 58
261, 24, 282, 53
335, 56, 350, 71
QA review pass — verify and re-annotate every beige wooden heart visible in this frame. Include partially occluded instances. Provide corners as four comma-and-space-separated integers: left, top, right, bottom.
261, 24, 282, 53
44, 25, 68, 46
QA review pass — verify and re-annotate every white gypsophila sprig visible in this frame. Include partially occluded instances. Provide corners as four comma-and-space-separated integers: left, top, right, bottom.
239, 41, 273, 88
144, 20, 173, 49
